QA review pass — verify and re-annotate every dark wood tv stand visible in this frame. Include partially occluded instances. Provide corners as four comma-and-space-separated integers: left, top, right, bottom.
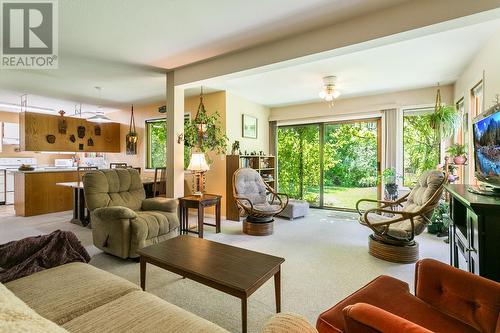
445, 184, 500, 282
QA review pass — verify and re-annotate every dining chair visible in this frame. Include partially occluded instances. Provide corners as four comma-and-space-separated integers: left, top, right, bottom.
153, 167, 167, 197
110, 162, 128, 169
128, 166, 142, 174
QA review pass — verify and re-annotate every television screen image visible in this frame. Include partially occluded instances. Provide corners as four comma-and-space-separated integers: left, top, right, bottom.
473, 110, 500, 187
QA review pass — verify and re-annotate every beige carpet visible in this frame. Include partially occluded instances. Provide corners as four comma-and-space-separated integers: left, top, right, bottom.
0, 206, 449, 333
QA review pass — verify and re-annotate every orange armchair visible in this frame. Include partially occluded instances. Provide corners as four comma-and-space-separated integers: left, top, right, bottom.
317, 259, 500, 333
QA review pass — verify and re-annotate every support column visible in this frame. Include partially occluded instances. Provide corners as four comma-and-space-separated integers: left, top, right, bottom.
166, 71, 185, 198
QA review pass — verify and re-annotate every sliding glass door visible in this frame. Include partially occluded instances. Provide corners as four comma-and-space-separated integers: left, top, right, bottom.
277, 125, 321, 207
323, 120, 380, 210
277, 119, 381, 211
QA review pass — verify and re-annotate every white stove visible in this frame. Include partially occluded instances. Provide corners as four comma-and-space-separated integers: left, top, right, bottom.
0, 158, 37, 205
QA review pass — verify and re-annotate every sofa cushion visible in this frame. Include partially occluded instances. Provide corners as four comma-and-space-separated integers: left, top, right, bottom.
316, 275, 479, 333
62, 290, 230, 333
5, 262, 140, 325
262, 313, 318, 333
0, 283, 68, 333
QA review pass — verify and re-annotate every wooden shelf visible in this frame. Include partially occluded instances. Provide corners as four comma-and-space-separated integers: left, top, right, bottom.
226, 154, 276, 221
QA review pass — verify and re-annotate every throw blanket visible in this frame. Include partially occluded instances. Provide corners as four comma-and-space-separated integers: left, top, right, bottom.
0, 230, 90, 283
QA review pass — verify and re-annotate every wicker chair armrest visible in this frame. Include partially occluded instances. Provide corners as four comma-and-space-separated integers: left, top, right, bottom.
356, 199, 394, 215
362, 208, 411, 227
234, 195, 254, 212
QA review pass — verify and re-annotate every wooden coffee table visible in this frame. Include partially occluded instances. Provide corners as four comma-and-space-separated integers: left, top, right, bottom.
137, 235, 284, 333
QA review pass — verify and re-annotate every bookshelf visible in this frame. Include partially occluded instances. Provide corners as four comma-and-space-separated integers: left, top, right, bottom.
225, 155, 276, 221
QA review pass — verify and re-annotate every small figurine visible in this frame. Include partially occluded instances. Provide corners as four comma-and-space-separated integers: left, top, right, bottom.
231, 141, 240, 155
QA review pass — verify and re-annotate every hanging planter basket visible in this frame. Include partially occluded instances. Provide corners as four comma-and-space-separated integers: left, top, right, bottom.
126, 105, 138, 155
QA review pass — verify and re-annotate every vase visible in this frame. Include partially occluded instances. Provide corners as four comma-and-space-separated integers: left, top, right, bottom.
453, 155, 467, 165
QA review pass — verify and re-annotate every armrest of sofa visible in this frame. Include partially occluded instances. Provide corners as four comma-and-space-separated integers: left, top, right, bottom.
141, 197, 178, 213
415, 258, 500, 333
93, 206, 137, 220
343, 303, 433, 333
260, 313, 318, 333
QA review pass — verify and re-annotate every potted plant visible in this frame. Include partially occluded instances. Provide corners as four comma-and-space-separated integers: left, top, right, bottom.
380, 168, 401, 201
429, 105, 462, 139
428, 201, 449, 235
446, 143, 467, 165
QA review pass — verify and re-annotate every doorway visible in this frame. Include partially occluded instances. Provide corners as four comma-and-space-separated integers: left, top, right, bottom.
277, 118, 381, 211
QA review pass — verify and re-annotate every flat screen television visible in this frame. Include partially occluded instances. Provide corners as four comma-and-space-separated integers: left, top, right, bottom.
472, 105, 500, 193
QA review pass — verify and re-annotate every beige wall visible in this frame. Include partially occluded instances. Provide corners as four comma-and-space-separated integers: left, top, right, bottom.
226, 92, 270, 154
0, 110, 73, 166
454, 29, 500, 182
270, 85, 454, 123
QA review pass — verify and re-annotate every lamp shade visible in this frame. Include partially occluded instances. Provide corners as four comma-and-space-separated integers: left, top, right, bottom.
187, 153, 209, 172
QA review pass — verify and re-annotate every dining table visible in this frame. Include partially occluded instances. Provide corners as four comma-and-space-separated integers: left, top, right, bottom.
56, 176, 158, 227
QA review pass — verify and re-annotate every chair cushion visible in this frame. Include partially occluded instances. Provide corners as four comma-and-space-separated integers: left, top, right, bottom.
234, 168, 268, 205
0, 283, 68, 333
359, 213, 420, 240
401, 170, 444, 229
131, 211, 179, 241
83, 169, 145, 211
129, 211, 179, 256
62, 291, 230, 333
5, 262, 140, 325
251, 203, 282, 213
316, 275, 479, 333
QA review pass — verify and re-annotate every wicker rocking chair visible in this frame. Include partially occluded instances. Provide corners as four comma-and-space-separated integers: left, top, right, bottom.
356, 169, 446, 263
232, 168, 289, 235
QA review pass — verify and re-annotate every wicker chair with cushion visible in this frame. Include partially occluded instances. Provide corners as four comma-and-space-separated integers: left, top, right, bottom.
356, 169, 446, 263
83, 168, 179, 259
233, 168, 288, 235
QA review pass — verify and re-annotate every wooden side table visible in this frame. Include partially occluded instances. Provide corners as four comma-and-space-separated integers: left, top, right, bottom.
178, 194, 221, 238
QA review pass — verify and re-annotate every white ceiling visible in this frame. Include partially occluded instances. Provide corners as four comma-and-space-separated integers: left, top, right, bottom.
0, 0, 409, 108
199, 19, 500, 107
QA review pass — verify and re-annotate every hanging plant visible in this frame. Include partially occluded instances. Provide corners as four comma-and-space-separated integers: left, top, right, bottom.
126, 105, 138, 155
184, 91, 228, 164
429, 86, 461, 139
429, 105, 462, 139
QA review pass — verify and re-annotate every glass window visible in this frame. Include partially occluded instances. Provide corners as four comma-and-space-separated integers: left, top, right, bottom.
277, 125, 321, 206
403, 108, 440, 187
146, 119, 166, 169
471, 81, 483, 118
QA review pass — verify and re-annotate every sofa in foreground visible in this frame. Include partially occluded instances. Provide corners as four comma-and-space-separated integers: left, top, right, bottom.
1, 262, 317, 333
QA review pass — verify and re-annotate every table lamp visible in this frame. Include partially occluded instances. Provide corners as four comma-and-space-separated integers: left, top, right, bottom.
187, 152, 210, 196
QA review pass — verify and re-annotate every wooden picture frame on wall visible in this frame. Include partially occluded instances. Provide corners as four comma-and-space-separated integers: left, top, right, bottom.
242, 114, 257, 139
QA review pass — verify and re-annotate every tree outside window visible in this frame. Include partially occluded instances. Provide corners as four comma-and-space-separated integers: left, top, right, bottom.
146, 119, 166, 169
403, 109, 440, 187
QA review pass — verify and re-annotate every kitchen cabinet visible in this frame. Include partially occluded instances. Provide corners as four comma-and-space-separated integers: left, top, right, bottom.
14, 170, 79, 216
2, 122, 20, 145
19, 112, 120, 152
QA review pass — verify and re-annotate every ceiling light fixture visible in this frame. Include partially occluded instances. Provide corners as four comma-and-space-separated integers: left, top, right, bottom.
87, 86, 113, 123
319, 76, 340, 107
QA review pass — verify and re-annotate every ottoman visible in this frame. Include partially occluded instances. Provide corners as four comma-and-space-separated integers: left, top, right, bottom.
278, 199, 309, 220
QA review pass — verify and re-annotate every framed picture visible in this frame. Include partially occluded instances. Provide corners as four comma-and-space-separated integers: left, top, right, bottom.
242, 114, 257, 139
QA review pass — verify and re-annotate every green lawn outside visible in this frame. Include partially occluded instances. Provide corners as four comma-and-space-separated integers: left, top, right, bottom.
303, 186, 378, 210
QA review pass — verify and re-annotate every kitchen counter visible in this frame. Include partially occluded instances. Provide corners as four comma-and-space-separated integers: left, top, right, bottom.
14, 167, 78, 173
14, 170, 80, 216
